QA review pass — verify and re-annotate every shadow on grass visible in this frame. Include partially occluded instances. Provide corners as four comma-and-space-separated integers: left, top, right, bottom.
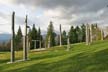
1, 48, 108, 72
30, 51, 68, 61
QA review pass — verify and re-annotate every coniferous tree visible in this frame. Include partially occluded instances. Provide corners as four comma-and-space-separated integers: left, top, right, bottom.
73, 26, 79, 43
62, 30, 67, 45
16, 26, 23, 39
46, 21, 56, 47
68, 26, 74, 44
81, 24, 86, 42
15, 26, 23, 50
37, 28, 43, 48
30, 24, 37, 49
76, 26, 82, 42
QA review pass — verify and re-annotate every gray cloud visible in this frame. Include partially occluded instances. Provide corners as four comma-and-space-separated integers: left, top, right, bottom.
14, 0, 108, 11
14, 0, 88, 8
12, 0, 108, 27
15, 1, 108, 17
0, 0, 108, 34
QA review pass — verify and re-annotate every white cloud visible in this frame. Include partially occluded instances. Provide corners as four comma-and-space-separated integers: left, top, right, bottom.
0, 0, 108, 34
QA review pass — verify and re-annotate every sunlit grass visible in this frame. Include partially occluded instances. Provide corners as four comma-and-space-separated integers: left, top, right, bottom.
0, 40, 108, 72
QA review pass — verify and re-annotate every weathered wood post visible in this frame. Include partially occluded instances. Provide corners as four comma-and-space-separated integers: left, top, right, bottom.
66, 36, 70, 51
11, 11, 15, 63
45, 41, 46, 48
90, 24, 93, 43
60, 24, 62, 46
40, 41, 41, 48
27, 36, 30, 57
48, 36, 51, 48
23, 15, 28, 61
86, 24, 90, 45
39, 36, 42, 48
32, 40, 36, 49
101, 29, 104, 40
34, 41, 36, 49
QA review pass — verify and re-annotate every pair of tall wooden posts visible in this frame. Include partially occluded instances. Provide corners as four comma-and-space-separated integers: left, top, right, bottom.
59, 24, 70, 51
11, 12, 28, 63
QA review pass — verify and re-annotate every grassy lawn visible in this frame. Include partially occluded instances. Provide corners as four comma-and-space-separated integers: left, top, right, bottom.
0, 40, 108, 72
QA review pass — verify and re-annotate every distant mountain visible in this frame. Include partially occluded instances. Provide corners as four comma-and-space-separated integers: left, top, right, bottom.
0, 34, 11, 43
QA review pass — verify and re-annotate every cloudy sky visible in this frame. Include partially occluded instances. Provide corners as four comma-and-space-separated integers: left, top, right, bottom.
0, 0, 108, 34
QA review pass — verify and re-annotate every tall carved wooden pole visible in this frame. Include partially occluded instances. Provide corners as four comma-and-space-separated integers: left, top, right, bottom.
11, 11, 15, 63
86, 24, 90, 45
40, 41, 41, 48
60, 24, 62, 46
101, 29, 104, 40
67, 36, 70, 51
27, 36, 30, 57
23, 15, 28, 61
90, 24, 93, 43
40, 35, 42, 48
48, 36, 51, 48
32, 40, 37, 49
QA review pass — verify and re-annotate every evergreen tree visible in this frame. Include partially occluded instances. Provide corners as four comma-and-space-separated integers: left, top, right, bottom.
75, 26, 82, 42
30, 24, 37, 49
68, 26, 74, 44
37, 27, 41, 40
31, 24, 37, 40
62, 30, 67, 45
81, 24, 86, 42
37, 27, 43, 48
15, 26, 23, 50
46, 21, 56, 47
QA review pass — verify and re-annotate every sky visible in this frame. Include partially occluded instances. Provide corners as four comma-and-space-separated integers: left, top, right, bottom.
0, 0, 108, 35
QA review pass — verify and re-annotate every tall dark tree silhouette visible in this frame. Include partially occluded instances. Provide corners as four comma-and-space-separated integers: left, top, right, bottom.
30, 24, 37, 49
81, 24, 86, 42
62, 30, 67, 45
46, 21, 56, 48
37, 27, 43, 48
15, 26, 23, 50
68, 26, 74, 44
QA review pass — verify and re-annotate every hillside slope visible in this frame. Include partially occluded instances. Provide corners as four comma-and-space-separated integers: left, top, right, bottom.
0, 40, 108, 72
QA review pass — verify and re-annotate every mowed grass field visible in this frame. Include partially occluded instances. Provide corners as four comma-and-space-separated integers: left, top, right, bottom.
0, 40, 108, 72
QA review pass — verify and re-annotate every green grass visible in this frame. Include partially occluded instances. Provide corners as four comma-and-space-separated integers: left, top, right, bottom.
0, 40, 108, 72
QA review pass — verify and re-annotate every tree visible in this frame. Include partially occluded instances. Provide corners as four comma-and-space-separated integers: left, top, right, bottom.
73, 26, 78, 43
76, 26, 82, 42
30, 24, 37, 49
15, 26, 23, 50
68, 26, 74, 44
37, 27, 43, 48
37, 28, 41, 40
46, 21, 56, 48
81, 24, 86, 42
62, 30, 67, 45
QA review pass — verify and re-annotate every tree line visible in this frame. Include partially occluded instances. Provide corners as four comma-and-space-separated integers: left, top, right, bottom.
0, 21, 106, 51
